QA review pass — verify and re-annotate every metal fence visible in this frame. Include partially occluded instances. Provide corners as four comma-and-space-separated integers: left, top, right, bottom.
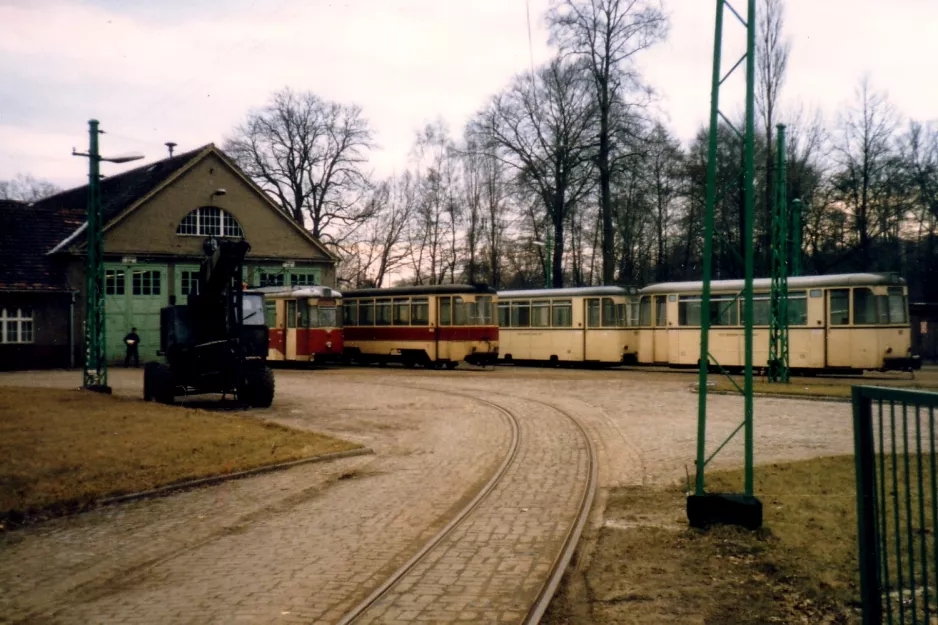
854, 385, 938, 624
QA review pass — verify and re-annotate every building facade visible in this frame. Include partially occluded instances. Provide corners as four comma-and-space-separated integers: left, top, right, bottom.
0, 144, 336, 369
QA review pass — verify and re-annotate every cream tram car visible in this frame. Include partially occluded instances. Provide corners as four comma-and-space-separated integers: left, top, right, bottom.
341, 284, 498, 368
635, 273, 920, 373
497, 286, 638, 366
248, 285, 343, 363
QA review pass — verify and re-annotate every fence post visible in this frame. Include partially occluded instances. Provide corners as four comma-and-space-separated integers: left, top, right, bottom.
853, 386, 882, 624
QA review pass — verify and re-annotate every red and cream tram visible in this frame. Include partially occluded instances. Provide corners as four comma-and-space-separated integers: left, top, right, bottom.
248, 285, 343, 363
341, 284, 499, 368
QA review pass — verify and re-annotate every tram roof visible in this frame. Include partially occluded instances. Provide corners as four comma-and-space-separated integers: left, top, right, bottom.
639, 272, 906, 294
498, 286, 635, 299
343, 283, 497, 298
246, 285, 342, 299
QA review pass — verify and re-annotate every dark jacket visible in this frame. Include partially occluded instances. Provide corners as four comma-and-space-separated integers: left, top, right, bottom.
124, 332, 141, 350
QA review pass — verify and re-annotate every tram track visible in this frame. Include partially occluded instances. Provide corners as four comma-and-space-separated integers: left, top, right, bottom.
335, 380, 597, 625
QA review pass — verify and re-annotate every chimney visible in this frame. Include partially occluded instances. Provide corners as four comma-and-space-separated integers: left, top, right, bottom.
165, 142, 177, 158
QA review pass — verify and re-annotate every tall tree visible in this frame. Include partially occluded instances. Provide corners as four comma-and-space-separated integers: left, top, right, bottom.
343, 174, 414, 288
224, 88, 374, 245
479, 58, 598, 287
548, 0, 668, 284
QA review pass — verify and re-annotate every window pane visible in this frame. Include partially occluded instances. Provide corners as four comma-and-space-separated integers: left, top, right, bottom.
20, 319, 33, 343
830, 289, 850, 325
853, 288, 877, 325
152, 271, 161, 295
359, 301, 374, 325
343, 301, 357, 326
710, 295, 738, 326
5, 320, 16, 343
603, 298, 618, 327
551, 300, 572, 327
286, 300, 297, 328
319, 307, 337, 327
375, 299, 392, 326
887, 288, 907, 324
439, 297, 451, 326
200, 206, 221, 236
475, 296, 493, 325
587, 299, 601, 328
532, 301, 550, 328
298, 300, 311, 327
511, 301, 530, 328
655, 297, 667, 327
223, 211, 243, 237
639, 296, 651, 326
265, 301, 277, 327
393, 298, 410, 325
752, 295, 770, 326
453, 297, 467, 326
132, 271, 142, 295
616, 304, 627, 327
498, 302, 510, 327
788, 291, 807, 325
177, 210, 198, 235
678, 296, 701, 326
411, 298, 429, 326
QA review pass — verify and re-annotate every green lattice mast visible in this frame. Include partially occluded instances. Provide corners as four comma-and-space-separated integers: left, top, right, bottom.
768, 124, 789, 383
689, 0, 761, 529
82, 120, 108, 391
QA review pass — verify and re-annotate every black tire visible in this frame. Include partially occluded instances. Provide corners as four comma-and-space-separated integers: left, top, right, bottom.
239, 366, 275, 408
143, 362, 158, 401
152, 364, 175, 404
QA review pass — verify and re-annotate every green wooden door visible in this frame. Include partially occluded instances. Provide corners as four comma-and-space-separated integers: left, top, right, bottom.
104, 263, 168, 364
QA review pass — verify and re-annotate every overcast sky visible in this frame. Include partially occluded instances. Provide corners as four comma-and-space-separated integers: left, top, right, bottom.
2, 0, 936, 190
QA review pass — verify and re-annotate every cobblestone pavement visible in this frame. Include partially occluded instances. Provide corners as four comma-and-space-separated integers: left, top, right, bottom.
0, 366, 855, 624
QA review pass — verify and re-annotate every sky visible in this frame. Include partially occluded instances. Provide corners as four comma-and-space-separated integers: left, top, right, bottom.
1, 0, 937, 191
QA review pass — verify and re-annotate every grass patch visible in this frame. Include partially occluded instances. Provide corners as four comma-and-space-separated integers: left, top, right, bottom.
0, 387, 360, 525
546, 456, 865, 624
708, 379, 938, 399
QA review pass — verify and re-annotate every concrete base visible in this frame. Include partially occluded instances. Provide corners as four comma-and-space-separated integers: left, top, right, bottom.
84, 384, 113, 395
687, 493, 763, 530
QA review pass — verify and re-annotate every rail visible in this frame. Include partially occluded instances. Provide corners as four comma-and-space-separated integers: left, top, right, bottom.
853, 385, 938, 624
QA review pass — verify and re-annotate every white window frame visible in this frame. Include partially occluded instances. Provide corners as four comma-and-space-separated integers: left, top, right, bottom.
176, 207, 244, 238
1, 307, 34, 344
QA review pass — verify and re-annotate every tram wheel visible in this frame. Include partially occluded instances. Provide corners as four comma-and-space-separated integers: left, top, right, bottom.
445, 361, 458, 370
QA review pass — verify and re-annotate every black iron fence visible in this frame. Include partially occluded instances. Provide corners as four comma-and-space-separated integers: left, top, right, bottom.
854, 385, 938, 624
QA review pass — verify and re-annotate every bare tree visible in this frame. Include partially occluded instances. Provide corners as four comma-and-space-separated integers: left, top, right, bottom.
224, 88, 374, 246
832, 76, 901, 267
645, 123, 683, 280
344, 174, 414, 287
0, 174, 60, 202
478, 58, 598, 287
548, 0, 668, 284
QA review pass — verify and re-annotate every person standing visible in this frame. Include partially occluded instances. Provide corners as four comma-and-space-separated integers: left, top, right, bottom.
124, 327, 140, 367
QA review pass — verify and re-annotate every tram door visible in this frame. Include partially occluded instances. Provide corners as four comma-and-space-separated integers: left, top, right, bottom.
826, 288, 852, 367
285, 299, 298, 360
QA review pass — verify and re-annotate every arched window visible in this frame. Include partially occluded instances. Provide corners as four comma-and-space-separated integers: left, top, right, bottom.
176, 207, 243, 238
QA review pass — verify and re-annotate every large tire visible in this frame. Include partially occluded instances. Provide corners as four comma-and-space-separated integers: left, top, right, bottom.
152, 364, 175, 404
239, 366, 275, 408
143, 362, 158, 401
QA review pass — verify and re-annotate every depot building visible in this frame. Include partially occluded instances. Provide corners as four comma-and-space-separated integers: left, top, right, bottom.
0, 144, 336, 370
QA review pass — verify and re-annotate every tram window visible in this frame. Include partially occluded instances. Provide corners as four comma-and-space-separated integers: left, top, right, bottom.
511, 301, 530, 327
359, 300, 375, 326
853, 288, 879, 325
375, 299, 392, 326
532, 301, 550, 327
474, 296, 494, 325
551, 300, 572, 327
638, 296, 651, 326
830, 289, 850, 325
602, 298, 618, 327
319, 307, 337, 328
298, 300, 311, 328
616, 304, 627, 327
498, 302, 510, 327
678, 296, 701, 326
887, 287, 907, 324
810, 289, 822, 298
749, 294, 769, 325
343, 301, 357, 326
587, 299, 601, 328
439, 297, 452, 326
287, 300, 297, 329
654, 297, 667, 327
265, 300, 277, 327
788, 291, 807, 325
710, 294, 738, 326
453, 297, 468, 325
393, 298, 410, 326
411, 298, 429, 326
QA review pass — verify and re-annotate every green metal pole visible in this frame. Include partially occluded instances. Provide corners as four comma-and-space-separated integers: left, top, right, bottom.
743, 0, 756, 497
695, 0, 724, 496
776, 124, 789, 383
792, 198, 802, 277
83, 119, 107, 391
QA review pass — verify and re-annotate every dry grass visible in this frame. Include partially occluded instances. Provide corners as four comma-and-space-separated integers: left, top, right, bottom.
546, 456, 866, 624
0, 387, 360, 524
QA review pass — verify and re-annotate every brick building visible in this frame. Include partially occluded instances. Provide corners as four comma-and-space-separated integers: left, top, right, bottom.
0, 144, 336, 370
